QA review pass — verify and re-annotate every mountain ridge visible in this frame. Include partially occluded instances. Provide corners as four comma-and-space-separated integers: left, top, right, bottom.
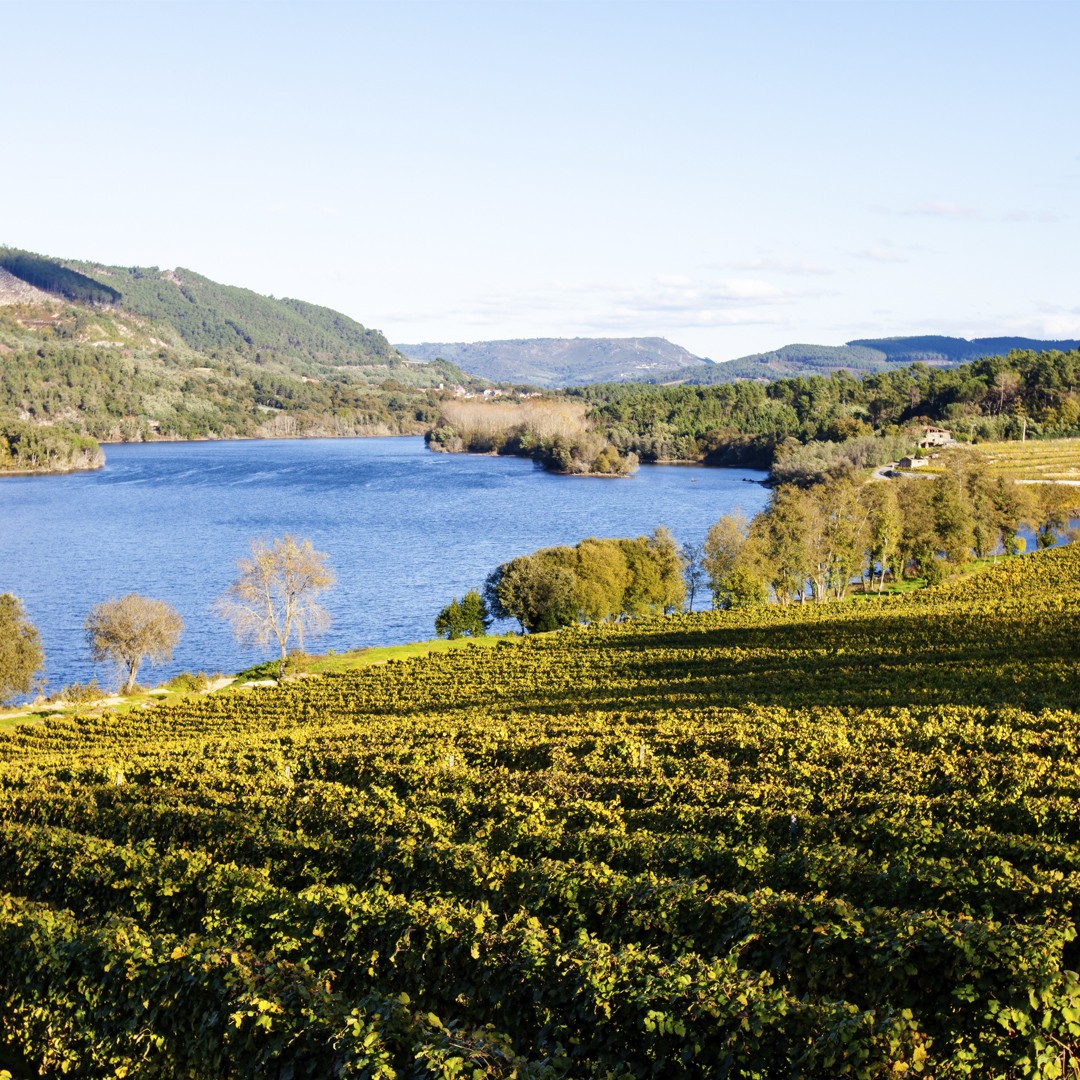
399, 334, 1080, 387
394, 336, 705, 387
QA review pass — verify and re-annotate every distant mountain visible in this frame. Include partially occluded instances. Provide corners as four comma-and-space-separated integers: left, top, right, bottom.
397, 333, 1080, 389
667, 336, 1080, 384
393, 337, 706, 388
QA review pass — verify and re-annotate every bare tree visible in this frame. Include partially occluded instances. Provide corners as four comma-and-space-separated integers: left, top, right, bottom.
85, 594, 184, 693
215, 535, 335, 677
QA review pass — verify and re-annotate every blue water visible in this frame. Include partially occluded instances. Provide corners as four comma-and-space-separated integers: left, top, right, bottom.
0, 437, 770, 693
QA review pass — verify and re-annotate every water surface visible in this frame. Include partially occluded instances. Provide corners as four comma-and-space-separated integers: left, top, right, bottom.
0, 438, 770, 692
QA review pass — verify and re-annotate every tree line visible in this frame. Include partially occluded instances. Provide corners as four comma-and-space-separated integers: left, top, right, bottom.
431, 453, 1079, 643
700, 451, 1078, 607
436, 529, 685, 637
0, 339, 455, 452
0, 419, 103, 473
571, 347, 1080, 470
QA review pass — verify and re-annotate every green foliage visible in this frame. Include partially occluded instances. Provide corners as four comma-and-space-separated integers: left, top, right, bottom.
0, 547, 1079, 1074
52, 679, 103, 705
573, 347, 1080, 472
163, 672, 209, 693
0, 595, 44, 705
724, 452, 1065, 604
0, 248, 120, 305
0, 249, 481, 463
0, 418, 103, 474
434, 591, 491, 640
485, 529, 685, 632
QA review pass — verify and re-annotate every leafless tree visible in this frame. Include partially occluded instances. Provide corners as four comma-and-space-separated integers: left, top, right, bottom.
85, 594, 184, 693
215, 535, 335, 677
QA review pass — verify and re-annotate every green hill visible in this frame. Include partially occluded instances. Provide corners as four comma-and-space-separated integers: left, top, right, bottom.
669, 335, 1080, 384
1, 545, 1078, 1075
0, 248, 481, 468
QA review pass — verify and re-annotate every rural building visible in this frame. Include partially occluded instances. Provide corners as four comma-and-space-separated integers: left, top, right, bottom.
899, 456, 928, 469
919, 426, 956, 448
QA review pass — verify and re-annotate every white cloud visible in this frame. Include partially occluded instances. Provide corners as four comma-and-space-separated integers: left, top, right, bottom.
1001, 307, 1080, 339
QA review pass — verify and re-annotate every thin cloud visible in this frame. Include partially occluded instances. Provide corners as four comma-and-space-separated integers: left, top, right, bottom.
881, 200, 1059, 224
903, 200, 982, 220
384, 273, 830, 338
853, 245, 909, 264
732, 257, 834, 276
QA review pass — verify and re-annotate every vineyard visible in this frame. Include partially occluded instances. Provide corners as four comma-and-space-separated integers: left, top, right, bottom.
2, 548, 1080, 1077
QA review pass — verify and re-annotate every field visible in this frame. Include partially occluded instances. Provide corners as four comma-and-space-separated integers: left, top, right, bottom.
1, 548, 1080, 1077
967, 438, 1080, 483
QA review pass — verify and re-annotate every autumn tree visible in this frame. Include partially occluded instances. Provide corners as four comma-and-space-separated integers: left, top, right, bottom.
704, 511, 758, 609
860, 481, 902, 592
750, 487, 814, 604
572, 538, 630, 623
0, 594, 44, 704
620, 527, 686, 616
215, 535, 335, 677
85, 594, 184, 693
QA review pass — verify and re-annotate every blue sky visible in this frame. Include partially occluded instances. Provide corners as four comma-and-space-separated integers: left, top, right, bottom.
3, 0, 1077, 361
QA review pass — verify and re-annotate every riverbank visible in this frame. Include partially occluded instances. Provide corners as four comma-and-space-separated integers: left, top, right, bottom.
0, 421, 105, 476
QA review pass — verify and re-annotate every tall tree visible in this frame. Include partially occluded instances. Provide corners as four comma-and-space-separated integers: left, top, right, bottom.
85, 594, 183, 693
484, 551, 578, 634
681, 540, 707, 613
860, 482, 902, 592
215, 535, 335, 677
0, 594, 44, 704
572, 538, 630, 623
704, 511, 751, 609
751, 487, 814, 604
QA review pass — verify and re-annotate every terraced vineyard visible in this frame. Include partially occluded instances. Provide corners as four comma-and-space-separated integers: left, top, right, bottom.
2, 548, 1080, 1077
973, 439, 1080, 484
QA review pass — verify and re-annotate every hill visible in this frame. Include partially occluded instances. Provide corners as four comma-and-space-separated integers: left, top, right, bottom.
394, 336, 706, 387
669, 335, 1080, 384
397, 333, 1080, 389
0, 248, 481, 469
0, 545, 1078, 1075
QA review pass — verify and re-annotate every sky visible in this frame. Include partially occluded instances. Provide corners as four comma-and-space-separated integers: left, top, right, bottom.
3, 0, 1078, 362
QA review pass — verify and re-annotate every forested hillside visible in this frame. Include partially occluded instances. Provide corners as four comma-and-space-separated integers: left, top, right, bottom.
574, 346, 1080, 468
0, 248, 481, 468
1, 545, 1078, 1076
668, 335, 1080, 384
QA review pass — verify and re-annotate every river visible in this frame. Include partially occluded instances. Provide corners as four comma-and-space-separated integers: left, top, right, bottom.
0, 437, 770, 694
